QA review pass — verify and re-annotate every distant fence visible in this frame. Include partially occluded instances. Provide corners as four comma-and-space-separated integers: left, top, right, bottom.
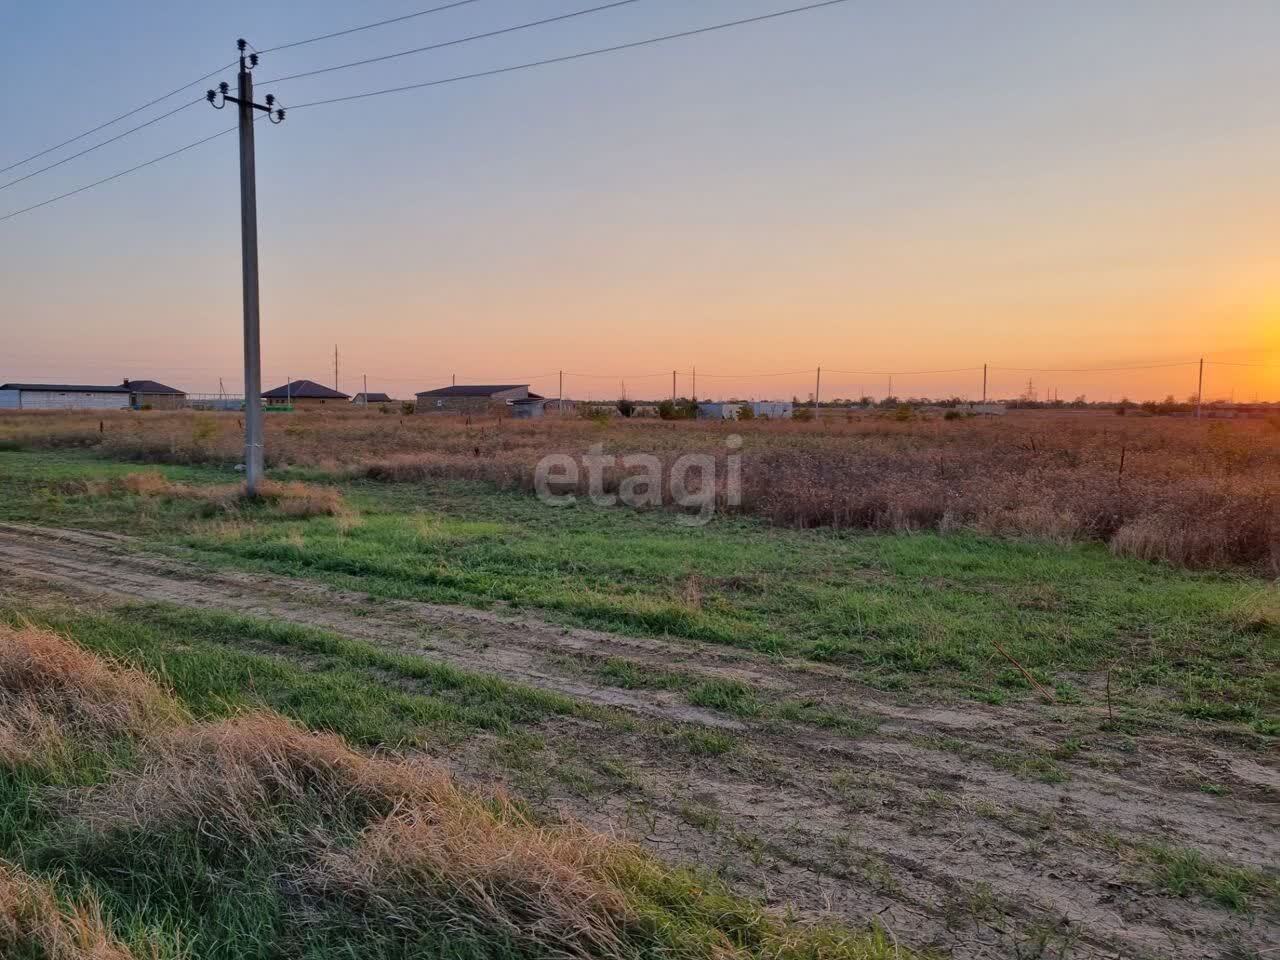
187, 394, 246, 411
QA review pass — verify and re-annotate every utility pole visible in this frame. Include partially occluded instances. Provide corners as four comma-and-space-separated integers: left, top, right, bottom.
692, 366, 696, 401
208, 43, 284, 497
672, 370, 677, 403
814, 366, 821, 409
982, 363, 987, 404
888, 375, 893, 400
334, 345, 339, 393
363, 373, 368, 407
558, 370, 563, 414
1196, 357, 1204, 419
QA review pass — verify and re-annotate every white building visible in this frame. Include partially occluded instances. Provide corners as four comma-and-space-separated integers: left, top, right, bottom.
697, 401, 794, 420
0, 383, 131, 411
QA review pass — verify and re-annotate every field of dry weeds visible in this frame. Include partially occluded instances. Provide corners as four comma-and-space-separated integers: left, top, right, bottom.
2, 407, 1277, 570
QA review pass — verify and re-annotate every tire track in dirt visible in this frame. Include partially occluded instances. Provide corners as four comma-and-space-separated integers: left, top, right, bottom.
1, 522, 1275, 959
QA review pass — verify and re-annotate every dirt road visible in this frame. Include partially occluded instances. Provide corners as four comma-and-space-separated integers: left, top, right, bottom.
1, 522, 1275, 959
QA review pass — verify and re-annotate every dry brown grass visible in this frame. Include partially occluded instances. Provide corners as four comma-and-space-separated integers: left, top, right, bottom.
4, 627, 902, 959
75, 713, 447, 840
92, 471, 350, 519
307, 805, 642, 959
0, 623, 183, 768
5, 407, 1276, 569
0, 859, 144, 960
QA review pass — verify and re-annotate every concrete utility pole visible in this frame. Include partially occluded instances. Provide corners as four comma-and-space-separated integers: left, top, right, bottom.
207, 41, 284, 497
982, 363, 988, 403
814, 366, 821, 409
1196, 357, 1204, 419
692, 366, 696, 401
558, 370, 563, 413
334, 345, 339, 392
672, 370, 677, 402
363, 373, 368, 406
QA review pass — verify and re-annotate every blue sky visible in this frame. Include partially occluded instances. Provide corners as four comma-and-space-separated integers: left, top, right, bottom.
2, 0, 1277, 401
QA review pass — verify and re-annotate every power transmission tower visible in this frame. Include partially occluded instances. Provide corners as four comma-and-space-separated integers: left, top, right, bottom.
207, 40, 285, 497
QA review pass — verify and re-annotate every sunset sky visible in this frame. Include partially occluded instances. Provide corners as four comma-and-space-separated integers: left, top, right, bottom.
2, 0, 1277, 402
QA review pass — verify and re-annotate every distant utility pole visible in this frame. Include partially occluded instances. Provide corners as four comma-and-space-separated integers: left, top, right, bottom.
1196, 357, 1204, 419
692, 366, 696, 401
362, 373, 368, 406
982, 363, 988, 403
208, 42, 284, 496
672, 370, 677, 402
558, 370, 563, 414
334, 345, 339, 392
814, 366, 821, 409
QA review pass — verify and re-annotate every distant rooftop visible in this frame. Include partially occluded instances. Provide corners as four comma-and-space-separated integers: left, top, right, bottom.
415, 384, 529, 398
352, 392, 393, 404
123, 379, 184, 395
0, 383, 129, 393
262, 379, 350, 400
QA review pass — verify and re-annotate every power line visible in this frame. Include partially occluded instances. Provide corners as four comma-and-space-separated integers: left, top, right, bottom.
991, 361, 1198, 372
0, 126, 235, 224
260, 0, 643, 86
290, 0, 852, 110
694, 369, 814, 378
1, 63, 235, 176
1, 0, 491, 175
259, 0, 487, 54
826, 366, 983, 376
3, 0, 849, 226
0, 98, 204, 193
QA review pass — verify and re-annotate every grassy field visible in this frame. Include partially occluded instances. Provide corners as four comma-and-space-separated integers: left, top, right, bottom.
0, 439, 1277, 958
3, 406, 1277, 571
0, 617, 903, 960
1, 449, 1275, 731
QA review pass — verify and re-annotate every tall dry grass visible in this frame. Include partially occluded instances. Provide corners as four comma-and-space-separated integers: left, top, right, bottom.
7, 624, 898, 959
0, 859, 146, 960
4, 408, 1276, 570
0, 622, 183, 769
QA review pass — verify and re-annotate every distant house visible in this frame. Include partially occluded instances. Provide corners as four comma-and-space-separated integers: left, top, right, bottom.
698, 401, 793, 420
0, 383, 130, 411
351, 392, 393, 406
414, 384, 538, 414
261, 380, 350, 407
123, 378, 186, 409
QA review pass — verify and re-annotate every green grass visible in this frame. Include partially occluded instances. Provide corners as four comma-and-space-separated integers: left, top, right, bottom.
1143, 844, 1278, 911
1, 602, 576, 747
0, 606, 907, 960
1, 449, 1277, 728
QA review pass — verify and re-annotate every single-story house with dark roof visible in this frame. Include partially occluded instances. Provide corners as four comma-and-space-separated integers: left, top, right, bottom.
414, 384, 539, 414
123, 378, 187, 409
262, 379, 350, 407
0, 383, 130, 411
352, 392, 393, 406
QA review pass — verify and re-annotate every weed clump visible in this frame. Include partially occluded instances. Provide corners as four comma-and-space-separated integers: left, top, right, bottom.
4, 628, 905, 960
0, 858, 147, 960
0, 623, 182, 769
107, 471, 349, 519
